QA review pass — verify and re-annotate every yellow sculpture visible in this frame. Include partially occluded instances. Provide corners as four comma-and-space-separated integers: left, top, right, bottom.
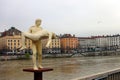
20, 19, 56, 70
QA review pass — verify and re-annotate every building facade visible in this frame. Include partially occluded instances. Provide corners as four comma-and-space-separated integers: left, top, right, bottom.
106, 35, 120, 50
60, 34, 79, 53
95, 36, 108, 47
0, 35, 32, 53
78, 37, 96, 52
42, 38, 61, 53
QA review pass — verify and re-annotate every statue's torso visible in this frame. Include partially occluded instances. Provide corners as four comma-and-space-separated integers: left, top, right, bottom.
30, 26, 43, 34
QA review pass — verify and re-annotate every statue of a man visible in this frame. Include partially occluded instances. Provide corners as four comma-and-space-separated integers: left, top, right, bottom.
20, 19, 56, 70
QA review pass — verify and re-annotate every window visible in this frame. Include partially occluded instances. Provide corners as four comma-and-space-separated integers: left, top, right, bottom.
8, 40, 10, 42
14, 40, 16, 42
8, 43, 10, 45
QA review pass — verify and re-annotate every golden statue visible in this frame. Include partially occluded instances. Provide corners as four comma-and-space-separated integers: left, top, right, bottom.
20, 19, 56, 70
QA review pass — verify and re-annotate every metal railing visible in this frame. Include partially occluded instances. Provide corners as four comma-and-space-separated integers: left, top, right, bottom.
72, 68, 120, 80
93, 72, 120, 80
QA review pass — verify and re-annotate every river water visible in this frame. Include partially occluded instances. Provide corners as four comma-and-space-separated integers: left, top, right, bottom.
1, 56, 120, 80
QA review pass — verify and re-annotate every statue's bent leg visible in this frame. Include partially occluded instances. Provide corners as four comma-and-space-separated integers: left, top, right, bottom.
37, 41, 43, 68
23, 32, 40, 41
32, 42, 38, 70
20, 32, 40, 50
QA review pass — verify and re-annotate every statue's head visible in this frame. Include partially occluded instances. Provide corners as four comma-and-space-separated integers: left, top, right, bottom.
35, 19, 42, 26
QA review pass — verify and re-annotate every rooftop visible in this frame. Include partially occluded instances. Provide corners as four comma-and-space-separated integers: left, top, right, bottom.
60, 34, 76, 38
1, 27, 21, 37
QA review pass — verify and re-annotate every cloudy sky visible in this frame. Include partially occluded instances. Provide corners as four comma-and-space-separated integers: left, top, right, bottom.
0, 0, 120, 37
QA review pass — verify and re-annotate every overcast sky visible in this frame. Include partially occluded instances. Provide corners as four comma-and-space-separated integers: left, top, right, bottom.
0, 0, 120, 37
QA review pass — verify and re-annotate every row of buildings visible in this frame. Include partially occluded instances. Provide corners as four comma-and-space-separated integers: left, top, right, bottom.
0, 27, 78, 54
78, 35, 120, 52
0, 27, 120, 54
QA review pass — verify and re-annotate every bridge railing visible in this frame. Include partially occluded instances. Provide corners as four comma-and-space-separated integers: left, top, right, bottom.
72, 68, 120, 80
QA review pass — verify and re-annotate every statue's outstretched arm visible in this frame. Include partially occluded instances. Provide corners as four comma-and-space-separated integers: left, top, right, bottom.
46, 32, 52, 48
